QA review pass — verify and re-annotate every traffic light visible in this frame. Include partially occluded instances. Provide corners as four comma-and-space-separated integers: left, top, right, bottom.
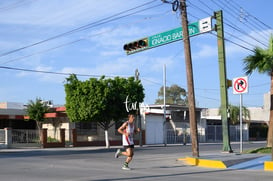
123, 38, 149, 55
226, 79, 232, 88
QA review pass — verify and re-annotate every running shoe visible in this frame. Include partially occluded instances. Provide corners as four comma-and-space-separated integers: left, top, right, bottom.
122, 164, 131, 170
115, 149, 121, 158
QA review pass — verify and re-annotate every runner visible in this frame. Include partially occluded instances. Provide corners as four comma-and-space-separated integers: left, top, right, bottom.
115, 114, 140, 170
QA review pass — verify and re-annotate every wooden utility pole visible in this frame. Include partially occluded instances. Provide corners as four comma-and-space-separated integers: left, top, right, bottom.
179, 0, 199, 157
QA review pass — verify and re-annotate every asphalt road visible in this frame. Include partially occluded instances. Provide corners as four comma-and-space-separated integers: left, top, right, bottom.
0, 142, 272, 181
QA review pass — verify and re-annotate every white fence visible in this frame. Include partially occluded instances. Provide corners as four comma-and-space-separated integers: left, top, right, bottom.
0, 129, 41, 148
0, 129, 5, 143
0, 125, 249, 148
0, 129, 5, 148
12, 129, 40, 144
166, 125, 249, 144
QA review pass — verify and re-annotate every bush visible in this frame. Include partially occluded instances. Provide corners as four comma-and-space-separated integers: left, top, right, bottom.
245, 147, 272, 154
47, 136, 59, 143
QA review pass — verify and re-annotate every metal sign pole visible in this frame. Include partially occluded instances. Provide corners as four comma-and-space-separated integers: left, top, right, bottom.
163, 64, 167, 146
240, 93, 243, 153
232, 76, 248, 153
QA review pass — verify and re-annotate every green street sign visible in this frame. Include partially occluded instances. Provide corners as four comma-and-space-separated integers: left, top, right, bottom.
124, 17, 212, 55
148, 21, 199, 48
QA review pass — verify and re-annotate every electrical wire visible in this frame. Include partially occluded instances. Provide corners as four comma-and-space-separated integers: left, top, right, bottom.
0, 0, 161, 58
0, 0, 31, 12
0, 65, 125, 78
188, 0, 268, 51
209, 31, 255, 53
226, 0, 272, 30
1, 0, 270, 106
211, 0, 269, 45
186, 0, 270, 105
1, 9, 171, 65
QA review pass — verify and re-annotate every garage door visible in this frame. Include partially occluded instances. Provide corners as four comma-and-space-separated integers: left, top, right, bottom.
146, 121, 163, 144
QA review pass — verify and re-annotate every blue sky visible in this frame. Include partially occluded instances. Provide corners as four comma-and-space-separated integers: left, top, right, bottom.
0, 0, 271, 108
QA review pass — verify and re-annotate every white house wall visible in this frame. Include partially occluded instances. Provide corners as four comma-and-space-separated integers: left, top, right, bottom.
145, 115, 164, 144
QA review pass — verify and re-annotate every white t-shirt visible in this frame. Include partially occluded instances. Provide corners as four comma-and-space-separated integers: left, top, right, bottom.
122, 121, 135, 146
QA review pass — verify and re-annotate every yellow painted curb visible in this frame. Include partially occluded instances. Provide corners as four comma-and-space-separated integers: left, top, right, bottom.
179, 157, 227, 169
264, 161, 273, 171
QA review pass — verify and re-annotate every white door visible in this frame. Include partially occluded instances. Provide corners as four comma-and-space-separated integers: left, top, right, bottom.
146, 120, 163, 144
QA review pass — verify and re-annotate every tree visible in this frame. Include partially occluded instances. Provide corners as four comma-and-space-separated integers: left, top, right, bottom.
219, 105, 250, 125
243, 35, 273, 150
229, 105, 250, 126
155, 84, 187, 105
64, 74, 145, 148
25, 98, 49, 140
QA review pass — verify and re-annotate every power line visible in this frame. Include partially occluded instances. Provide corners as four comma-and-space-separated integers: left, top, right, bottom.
188, 0, 268, 51
209, 32, 254, 53
224, 31, 257, 49
226, 0, 272, 30
224, 21, 267, 47
0, 65, 124, 78
0, 0, 31, 12
1, 9, 171, 65
211, 0, 269, 44
0, 0, 161, 58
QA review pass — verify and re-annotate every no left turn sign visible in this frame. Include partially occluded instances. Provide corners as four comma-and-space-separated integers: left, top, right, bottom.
232, 76, 248, 94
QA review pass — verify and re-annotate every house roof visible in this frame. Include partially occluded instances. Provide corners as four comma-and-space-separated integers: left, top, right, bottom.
141, 104, 202, 115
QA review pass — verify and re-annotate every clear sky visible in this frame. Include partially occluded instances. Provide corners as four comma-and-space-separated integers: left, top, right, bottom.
0, 0, 271, 108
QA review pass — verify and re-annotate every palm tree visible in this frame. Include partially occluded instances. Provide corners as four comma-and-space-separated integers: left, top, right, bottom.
227, 105, 250, 126
243, 35, 273, 150
25, 98, 49, 132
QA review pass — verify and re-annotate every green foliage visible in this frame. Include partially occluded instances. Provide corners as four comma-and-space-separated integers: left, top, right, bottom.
243, 34, 273, 76
155, 84, 187, 105
243, 34, 273, 148
47, 136, 59, 143
219, 104, 250, 125
25, 98, 49, 130
64, 74, 145, 130
244, 147, 272, 154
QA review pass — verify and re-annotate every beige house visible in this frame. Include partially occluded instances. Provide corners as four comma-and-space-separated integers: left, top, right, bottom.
0, 92, 271, 147
201, 92, 270, 141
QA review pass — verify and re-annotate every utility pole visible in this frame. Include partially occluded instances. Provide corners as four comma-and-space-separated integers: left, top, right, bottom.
215, 10, 232, 153
135, 69, 142, 147
180, 0, 199, 157
163, 64, 167, 146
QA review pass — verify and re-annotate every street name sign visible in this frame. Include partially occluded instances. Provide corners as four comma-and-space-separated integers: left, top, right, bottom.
148, 17, 212, 48
148, 22, 198, 48
124, 16, 212, 55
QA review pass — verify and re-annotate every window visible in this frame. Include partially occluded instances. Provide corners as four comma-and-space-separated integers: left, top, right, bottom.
76, 122, 97, 135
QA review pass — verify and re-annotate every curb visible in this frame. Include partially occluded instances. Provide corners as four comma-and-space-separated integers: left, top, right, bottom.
179, 157, 227, 169
179, 157, 273, 171
264, 161, 273, 171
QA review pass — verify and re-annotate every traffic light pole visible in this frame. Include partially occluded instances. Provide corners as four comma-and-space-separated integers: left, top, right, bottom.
180, 0, 199, 157
215, 10, 233, 153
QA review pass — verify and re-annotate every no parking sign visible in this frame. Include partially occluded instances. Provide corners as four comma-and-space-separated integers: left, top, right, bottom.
232, 76, 248, 94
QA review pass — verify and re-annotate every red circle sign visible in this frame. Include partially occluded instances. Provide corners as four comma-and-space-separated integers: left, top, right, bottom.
233, 77, 248, 93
